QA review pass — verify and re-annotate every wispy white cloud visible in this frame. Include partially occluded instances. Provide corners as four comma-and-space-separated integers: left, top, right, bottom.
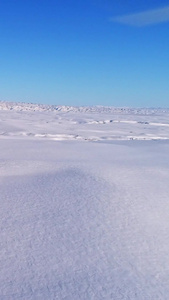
111, 5, 169, 26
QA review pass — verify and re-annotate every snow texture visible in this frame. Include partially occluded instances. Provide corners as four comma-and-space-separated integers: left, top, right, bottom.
0, 101, 169, 299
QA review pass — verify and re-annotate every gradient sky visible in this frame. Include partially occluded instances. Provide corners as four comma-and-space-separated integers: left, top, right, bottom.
0, 0, 169, 107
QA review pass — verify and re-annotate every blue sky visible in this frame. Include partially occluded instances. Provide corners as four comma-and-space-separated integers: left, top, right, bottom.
0, 0, 169, 107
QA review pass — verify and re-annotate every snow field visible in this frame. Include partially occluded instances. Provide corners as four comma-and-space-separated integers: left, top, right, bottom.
0, 103, 169, 299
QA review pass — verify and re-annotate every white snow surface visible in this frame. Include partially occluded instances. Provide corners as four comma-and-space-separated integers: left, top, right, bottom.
0, 101, 169, 299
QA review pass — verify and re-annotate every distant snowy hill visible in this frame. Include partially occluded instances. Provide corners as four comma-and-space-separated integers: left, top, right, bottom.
0, 100, 168, 115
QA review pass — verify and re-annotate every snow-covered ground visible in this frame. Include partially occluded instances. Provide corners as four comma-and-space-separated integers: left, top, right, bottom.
0, 101, 169, 299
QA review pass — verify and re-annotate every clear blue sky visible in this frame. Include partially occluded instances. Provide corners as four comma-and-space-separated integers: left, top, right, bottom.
0, 0, 169, 107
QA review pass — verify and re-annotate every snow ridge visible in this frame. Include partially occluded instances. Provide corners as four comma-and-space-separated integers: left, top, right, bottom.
0, 101, 169, 142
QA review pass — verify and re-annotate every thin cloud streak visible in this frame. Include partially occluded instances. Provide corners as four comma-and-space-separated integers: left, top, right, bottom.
111, 5, 169, 26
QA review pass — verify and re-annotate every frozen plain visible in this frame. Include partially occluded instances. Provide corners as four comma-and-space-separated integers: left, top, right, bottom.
0, 101, 169, 299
